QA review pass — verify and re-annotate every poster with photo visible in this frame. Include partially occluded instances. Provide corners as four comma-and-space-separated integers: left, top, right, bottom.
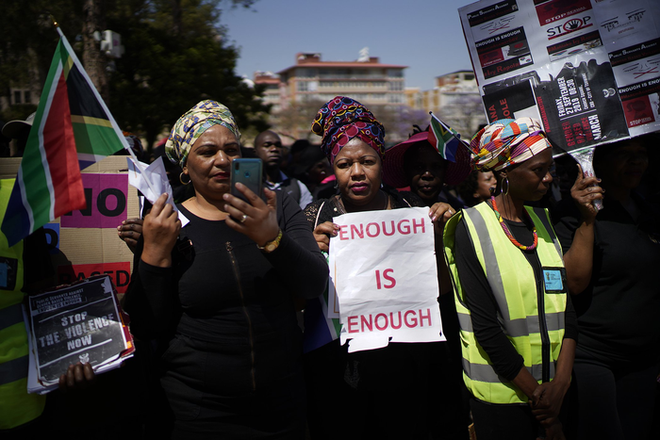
459, 0, 660, 152
28, 276, 130, 386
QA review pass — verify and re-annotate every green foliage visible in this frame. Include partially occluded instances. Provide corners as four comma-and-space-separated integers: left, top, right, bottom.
1, 0, 269, 149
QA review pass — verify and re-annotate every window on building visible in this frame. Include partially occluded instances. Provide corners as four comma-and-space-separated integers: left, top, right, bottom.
297, 81, 308, 92
464, 73, 475, 81
24, 91, 31, 103
387, 69, 403, 78
296, 68, 317, 78
13, 91, 21, 104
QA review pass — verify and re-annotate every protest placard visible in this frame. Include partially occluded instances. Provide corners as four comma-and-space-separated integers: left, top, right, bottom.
26, 275, 134, 393
0, 156, 140, 296
459, 0, 660, 152
329, 207, 444, 353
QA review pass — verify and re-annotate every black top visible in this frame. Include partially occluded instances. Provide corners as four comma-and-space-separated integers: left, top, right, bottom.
125, 191, 328, 378
454, 206, 578, 381
554, 193, 660, 366
304, 187, 425, 226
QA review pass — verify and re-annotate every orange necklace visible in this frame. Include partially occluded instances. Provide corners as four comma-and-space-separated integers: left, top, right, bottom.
490, 196, 538, 251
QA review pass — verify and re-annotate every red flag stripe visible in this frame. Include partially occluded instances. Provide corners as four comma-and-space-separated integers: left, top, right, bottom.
42, 71, 86, 217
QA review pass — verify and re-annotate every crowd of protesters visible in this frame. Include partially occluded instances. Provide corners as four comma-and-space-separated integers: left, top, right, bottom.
1, 95, 659, 440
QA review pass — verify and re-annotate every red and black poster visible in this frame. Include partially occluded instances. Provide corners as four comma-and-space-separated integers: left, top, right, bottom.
459, 0, 660, 150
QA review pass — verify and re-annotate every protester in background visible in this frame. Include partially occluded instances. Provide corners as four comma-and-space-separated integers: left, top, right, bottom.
457, 170, 497, 207
0, 119, 100, 436
254, 130, 313, 209
384, 125, 467, 210
554, 134, 660, 440
382, 124, 472, 439
303, 96, 456, 439
123, 100, 327, 439
0, 178, 51, 437
289, 141, 336, 201
444, 118, 579, 440
1, 112, 35, 157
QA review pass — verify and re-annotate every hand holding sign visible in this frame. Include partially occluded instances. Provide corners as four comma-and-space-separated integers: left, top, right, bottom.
141, 194, 181, 268
117, 217, 143, 253
127, 156, 189, 227
570, 163, 603, 223
313, 221, 339, 253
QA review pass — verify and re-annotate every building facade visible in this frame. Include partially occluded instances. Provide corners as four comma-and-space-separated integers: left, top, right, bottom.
276, 52, 407, 108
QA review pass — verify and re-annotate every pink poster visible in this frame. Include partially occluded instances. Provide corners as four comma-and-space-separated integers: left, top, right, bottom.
61, 174, 128, 228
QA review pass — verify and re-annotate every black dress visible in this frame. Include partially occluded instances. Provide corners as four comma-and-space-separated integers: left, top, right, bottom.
125, 192, 328, 439
303, 189, 468, 440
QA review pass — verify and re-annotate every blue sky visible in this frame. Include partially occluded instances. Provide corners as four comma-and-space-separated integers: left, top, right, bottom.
223, 0, 477, 91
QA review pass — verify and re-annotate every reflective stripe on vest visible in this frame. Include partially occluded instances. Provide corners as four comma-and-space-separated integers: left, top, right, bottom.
0, 178, 46, 429
443, 201, 567, 404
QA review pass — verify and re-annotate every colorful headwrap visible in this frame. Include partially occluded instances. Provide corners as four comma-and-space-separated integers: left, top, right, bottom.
165, 100, 241, 167
311, 96, 385, 164
470, 117, 551, 171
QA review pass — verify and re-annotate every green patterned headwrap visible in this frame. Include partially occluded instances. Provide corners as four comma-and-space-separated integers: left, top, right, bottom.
165, 100, 241, 167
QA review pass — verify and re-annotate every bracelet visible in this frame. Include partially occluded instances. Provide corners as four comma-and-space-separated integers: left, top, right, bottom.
257, 229, 283, 253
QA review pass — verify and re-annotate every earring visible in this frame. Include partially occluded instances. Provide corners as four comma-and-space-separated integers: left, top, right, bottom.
500, 177, 509, 196
180, 172, 191, 185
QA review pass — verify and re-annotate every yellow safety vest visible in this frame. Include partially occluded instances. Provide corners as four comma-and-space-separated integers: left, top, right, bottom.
444, 201, 567, 404
0, 178, 46, 429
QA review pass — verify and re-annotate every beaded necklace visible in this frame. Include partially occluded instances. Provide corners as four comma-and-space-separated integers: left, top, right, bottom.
490, 196, 538, 251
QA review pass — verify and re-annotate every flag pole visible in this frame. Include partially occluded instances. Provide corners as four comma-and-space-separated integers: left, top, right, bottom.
51, 20, 164, 202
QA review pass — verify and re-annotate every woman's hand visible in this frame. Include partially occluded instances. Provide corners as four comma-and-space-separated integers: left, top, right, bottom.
530, 379, 570, 426
141, 193, 181, 267
571, 164, 603, 223
312, 221, 339, 253
542, 420, 567, 440
58, 362, 96, 393
429, 202, 456, 233
117, 217, 143, 254
223, 183, 280, 247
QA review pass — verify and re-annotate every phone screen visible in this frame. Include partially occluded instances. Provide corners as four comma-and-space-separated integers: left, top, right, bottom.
230, 158, 263, 202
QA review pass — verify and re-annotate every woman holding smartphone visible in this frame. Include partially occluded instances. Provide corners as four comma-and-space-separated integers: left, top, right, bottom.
124, 100, 328, 439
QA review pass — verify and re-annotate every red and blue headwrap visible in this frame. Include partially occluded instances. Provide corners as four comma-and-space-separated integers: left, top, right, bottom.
311, 96, 385, 165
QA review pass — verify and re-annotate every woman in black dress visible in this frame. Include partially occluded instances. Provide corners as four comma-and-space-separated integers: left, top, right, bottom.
303, 96, 457, 439
125, 100, 327, 439
555, 135, 660, 439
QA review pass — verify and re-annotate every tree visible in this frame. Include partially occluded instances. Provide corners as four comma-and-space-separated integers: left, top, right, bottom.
107, 0, 270, 149
0, 1, 83, 120
374, 105, 431, 146
436, 94, 487, 139
0, 0, 268, 151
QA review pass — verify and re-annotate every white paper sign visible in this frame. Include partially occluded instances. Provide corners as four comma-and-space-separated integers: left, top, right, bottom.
126, 156, 189, 227
329, 207, 445, 353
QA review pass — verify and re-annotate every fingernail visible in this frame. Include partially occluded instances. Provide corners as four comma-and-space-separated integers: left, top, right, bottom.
431, 216, 437, 222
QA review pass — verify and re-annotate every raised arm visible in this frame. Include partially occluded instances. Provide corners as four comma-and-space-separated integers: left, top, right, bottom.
561, 164, 603, 295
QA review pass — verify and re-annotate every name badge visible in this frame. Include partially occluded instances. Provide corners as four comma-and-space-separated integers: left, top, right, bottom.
542, 268, 565, 293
